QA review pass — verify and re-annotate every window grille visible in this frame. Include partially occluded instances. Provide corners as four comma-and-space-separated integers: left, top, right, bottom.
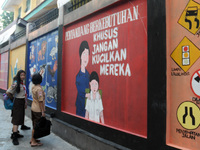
30, 8, 59, 32
0, 41, 9, 48
11, 29, 26, 43
64, 0, 92, 15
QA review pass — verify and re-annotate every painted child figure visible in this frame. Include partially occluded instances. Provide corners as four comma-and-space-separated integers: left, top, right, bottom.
85, 71, 104, 124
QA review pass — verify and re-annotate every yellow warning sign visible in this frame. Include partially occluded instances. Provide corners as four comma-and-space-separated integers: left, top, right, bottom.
171, 36, 200, 72
177, 101, 200, 130
178, 0, 200, 34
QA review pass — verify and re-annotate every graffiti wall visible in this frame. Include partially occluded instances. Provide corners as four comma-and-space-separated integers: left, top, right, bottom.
8, 45, 26, 87
27, 30, 58, 110
0, 52, 8, 90
62, 0, 147, 137
167, 0, 200, 149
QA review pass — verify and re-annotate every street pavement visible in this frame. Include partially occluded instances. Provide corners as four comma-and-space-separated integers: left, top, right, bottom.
0, 98, 80, 150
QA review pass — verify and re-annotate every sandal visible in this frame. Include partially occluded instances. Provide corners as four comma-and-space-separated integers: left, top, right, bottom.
31, 142, 43, 147
30, 140, 40, 144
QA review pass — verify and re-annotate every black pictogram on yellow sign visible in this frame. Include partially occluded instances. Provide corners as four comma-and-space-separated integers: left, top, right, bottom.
177, 101, 200, 130
178, 0, 200, 34
171, 37, 200, 72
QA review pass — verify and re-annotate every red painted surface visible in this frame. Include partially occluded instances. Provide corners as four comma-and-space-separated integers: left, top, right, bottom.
62, 0, 147, 137
0, 52, 8, 90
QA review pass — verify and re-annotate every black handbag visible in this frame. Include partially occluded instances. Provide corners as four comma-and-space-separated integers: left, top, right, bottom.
34, 117, 52, 139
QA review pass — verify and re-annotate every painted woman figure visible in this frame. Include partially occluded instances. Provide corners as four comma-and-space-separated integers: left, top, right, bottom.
75, 41, 90, 117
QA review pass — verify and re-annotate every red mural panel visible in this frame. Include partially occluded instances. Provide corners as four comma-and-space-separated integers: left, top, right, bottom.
62, 0, 147, 137
0, 52, 8, 90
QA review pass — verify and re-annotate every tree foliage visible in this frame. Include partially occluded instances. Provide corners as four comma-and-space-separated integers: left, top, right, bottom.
0, 11, 14, 29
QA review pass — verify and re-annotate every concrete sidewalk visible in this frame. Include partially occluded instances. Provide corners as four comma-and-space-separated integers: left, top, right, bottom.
0, 98, 80, 150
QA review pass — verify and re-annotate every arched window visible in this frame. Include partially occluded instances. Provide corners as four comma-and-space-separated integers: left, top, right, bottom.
18, 7, 21, 18
25, 0, 31, 12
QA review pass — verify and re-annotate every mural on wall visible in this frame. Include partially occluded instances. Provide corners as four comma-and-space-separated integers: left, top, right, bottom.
27, 30, 58, 109
0, 52, 8, 90
11, 59, 20, 79
62, 0, 147, 137
167, 0, 200, 149
8, 45, 26, 87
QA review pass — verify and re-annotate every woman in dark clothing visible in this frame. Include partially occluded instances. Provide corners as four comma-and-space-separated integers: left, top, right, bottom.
6, 70, 28, 145
75, 41, 90, 117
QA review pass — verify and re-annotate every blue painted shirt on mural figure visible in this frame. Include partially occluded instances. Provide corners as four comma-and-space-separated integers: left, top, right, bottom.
75, 69, 90, 117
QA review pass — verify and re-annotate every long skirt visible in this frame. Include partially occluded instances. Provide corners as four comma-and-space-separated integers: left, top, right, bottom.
11, 98, 25, 125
